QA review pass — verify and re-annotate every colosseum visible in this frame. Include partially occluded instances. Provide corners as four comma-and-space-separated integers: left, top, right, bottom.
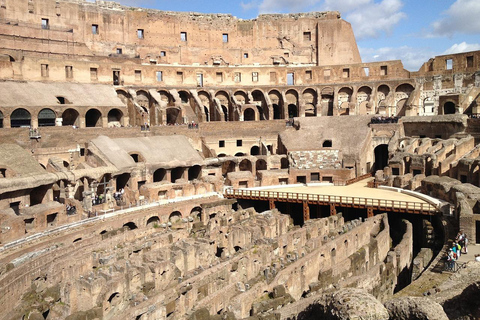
0, 0, 479, 319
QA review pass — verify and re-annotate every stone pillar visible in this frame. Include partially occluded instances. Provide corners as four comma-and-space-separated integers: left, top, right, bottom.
303, 201, 310, 222
330, 203, 336, 216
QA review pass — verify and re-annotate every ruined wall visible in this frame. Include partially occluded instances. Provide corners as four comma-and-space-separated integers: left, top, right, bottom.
0, 0, 360, 67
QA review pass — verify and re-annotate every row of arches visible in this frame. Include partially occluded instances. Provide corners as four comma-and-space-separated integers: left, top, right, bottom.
0, 108, 125, 128
118, 83, 417, 126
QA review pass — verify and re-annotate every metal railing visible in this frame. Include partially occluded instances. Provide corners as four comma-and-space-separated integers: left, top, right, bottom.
224, 188, 438, 214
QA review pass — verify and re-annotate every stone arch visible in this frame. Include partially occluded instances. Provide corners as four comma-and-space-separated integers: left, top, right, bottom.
374, 144, 388, 171
153, 168, 166, 182
395, 83, 414, 116
234, 91, 248, 104
146, 216, 160, 226
321, 87, 334, 116
239, 159, 252, 172
136, 90, 150, 111
188, 165, 202, 181
10, 108, 31, 128
244, 108, 256, 121
443, 101, 456, 114
129, 152, 145, 163
178, 90, 190, 104
166, 107, 181, 125
250, 146, 260, 156
222, 160, 235, 177
377, 84, 391, 114
85, 108, 102, 127
38, 108, 56, 127
61, 108, 79, 126
190, 206, 202, 221
171, 167, 185, 183
269, 90, 284, 119
107, 108, 123, 127
215, 91, 231, 121
322, 140, 332, 147
303, 88, 317, 117
199, 91, 212, 122
357, 86, 372, 115
158, 90, 174, 106
338, 87, 353, 113
252, 89, 268, 120
286, 89, 299, 118
169, 211, 182, 223
256, 159, 267, 171
123, 222, 138, 230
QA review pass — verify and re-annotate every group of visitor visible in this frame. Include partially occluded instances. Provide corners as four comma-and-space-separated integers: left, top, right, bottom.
370, 116, 399, 124
114, 188, 125, 201
92, 194, 104, 206
447, 231, 469, 268
188, 121, 199, 129
468, 114, 480, 119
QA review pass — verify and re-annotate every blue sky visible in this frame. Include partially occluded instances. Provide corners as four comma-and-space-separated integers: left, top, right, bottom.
112, 0, 480, 71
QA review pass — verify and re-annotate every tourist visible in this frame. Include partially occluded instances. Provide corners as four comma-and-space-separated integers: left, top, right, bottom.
462, 234, 468, 254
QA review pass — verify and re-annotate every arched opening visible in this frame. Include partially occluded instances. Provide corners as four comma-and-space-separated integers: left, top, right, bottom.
239, 159, 252, 172
169, 211, 182, 223
38, 108, 56, 127
273, 104, 282, 119
234, 152, 245, 157
123, 222, 138, 230
222, 160, 235, 177
256, 159, 267, 172
250, 146, 260, 156
116, 173, 130, 191
204, 106, 210, 122
374, 144, 389, 172
85, 109, 102, 127
129, 153, 144, 163
303, 89, 317, 117
171, 167, 185, 183
62, 108, 79, 126
288, 104, 298, 118
244, 108, 255, 121
10, 108, 31, 128
107, 109, 123, 126
153, 168, 166, 182
322, 140, 332, 148
444, 102, 456, 114
188, 165, 202, 181
166, 108, 181, 125
281, 158, 289, 169
179, 91, 189, 104
146, 216, 160, 227
190, 207, 202, 221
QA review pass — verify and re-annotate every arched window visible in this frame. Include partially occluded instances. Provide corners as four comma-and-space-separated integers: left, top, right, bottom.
322, 140, 332, 148
38, 108, 56, 127
10, 108, 31, 128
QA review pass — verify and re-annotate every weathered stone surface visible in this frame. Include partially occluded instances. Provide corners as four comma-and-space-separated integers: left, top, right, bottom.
384, 296, 448, 320
296, 288, 389, 320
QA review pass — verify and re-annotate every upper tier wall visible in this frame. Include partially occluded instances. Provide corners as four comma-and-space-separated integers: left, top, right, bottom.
0, 0, 361, 66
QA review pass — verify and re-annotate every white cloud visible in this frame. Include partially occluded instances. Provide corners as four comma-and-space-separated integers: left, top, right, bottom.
345, 0, 406, 39
255, 0, 320, 13
242, 0, 406, 39
431, 0, 480, 37
360, 46, 435, 71
443, 42, 480, 55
